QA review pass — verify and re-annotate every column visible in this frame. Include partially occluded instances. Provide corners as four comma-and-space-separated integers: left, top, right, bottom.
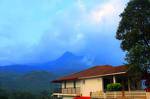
128, 78, 131, 91
113, 76, 116, 83
101, 77, 104, 92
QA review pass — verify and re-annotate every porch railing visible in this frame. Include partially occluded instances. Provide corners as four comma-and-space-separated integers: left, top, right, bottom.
53, 87, 80, 95
91, 91, 148, 99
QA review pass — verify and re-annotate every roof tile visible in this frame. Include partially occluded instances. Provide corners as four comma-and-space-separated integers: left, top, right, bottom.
52, 65, 128, 83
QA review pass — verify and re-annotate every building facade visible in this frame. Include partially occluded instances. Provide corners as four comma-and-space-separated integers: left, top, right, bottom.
52, 65, 138, 99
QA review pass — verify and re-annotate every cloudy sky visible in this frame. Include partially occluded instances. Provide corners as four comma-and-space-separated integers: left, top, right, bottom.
0, 0, 129, 66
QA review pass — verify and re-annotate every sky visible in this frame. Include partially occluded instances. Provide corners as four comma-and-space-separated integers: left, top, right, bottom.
0, 0, 129, 66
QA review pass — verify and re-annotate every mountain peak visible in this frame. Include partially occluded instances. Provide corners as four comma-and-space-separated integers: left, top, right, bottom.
55, 51, 81, 62
62, 51, 75, 57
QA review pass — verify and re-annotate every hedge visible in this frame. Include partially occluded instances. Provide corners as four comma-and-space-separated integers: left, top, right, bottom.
106, 83, 122, 91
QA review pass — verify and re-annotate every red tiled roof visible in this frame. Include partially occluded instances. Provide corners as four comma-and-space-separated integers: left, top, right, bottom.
52, 65, 128, 83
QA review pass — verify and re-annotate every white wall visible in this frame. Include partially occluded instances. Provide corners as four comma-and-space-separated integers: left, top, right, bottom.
81, 78, 103, 96
61, 77, 103, 97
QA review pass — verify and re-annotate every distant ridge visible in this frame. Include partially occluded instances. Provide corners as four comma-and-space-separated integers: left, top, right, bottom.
0, 51, 91, 93
0, 51, 89, 75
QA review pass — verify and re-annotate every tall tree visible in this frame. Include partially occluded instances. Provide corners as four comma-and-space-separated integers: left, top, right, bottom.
116, 0, 150, 81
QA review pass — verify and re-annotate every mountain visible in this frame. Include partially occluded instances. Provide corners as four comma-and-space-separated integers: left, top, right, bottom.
46, 51, 89, 74
0, 51, 89, 75
0, 52, 91, 93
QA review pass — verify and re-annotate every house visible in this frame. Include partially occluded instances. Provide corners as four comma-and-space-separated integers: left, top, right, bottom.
51, 65, 143, 99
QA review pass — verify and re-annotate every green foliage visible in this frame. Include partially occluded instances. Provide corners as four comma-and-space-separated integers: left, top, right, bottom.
0, 88, 52, 99
0, 70, 56, 99
40, 90, 50, 99
10, 92, 36, 99
106, 83, 122, 91
0, 71, 55, 94
116, 0, 150, 78
0, 88, 9, 99
0, 70, 59, 99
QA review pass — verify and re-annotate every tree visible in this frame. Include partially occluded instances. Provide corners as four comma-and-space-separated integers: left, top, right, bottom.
10, 91, 36, 99
116, 0, 150, 81
0, 88, 9, 99
40, 90, 51, 99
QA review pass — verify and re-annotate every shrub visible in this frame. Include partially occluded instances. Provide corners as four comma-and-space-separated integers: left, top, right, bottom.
106, 83, 122, 91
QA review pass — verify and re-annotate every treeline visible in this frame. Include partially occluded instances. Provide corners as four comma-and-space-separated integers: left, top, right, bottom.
0, 88, 52, 99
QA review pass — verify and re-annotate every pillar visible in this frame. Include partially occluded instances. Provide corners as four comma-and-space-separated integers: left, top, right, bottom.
102, 77, 104, 92
113, 76, 116, 83
128, 78, 131, 91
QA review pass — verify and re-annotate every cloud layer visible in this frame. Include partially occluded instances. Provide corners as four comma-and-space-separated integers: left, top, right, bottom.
0, 0, 129, 65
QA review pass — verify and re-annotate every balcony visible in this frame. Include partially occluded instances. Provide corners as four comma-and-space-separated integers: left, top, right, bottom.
53, 87, 81, 96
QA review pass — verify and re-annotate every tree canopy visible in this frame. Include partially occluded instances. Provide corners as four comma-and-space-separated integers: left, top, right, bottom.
116, 0, 150, 79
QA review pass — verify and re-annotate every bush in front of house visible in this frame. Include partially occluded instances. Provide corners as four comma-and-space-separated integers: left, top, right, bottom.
106, 83, 122, 91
